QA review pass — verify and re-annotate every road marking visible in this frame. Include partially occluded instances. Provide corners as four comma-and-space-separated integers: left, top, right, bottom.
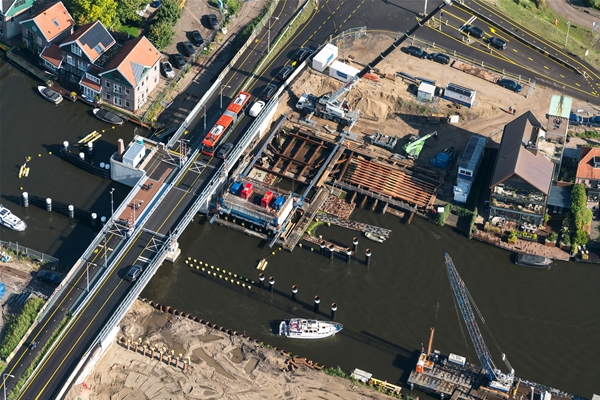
528, 57, 533, 61
513, 49, 517, 53
544, 66, 549, 70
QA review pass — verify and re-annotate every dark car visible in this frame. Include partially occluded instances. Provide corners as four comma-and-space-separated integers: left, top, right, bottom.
488, 37, 507, 50
217, 142, 234, 159
208, 14, 219, 29
260, 84, 277, 101
463, 25, 484, 38
293, 47, 312, 64
172, 53, 186, 69
277, 66, 293, 80
588, 116, 600, 125
427, 52, 450, 65
405, 46, 427, 59
570, 112, 583, 125
38, 270, 62, 285
182, 41, 195, 57
497, 78, 522, 93
191, 30, 204, 46
125, 265, 143, 282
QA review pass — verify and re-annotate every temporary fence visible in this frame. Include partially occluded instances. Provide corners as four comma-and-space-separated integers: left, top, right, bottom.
0, 240, 58, 267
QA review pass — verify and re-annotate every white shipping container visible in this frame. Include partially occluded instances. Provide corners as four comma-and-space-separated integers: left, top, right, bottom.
122, 143, 145, 168
312, 43, 338, 72
329, 61, 360, 83
448, 353, 466, 366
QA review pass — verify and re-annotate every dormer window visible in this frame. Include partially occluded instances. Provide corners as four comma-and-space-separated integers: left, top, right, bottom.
94, 44, 103, 54
52, 18, 59, 27
593, 156, 600, 169
71, 43, 81, 56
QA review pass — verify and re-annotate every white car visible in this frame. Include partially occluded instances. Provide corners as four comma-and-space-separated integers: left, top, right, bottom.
162, 61, 175, 78
249, 101, 265, 117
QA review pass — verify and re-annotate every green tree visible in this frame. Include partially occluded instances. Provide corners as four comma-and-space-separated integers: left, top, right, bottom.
570, 184, 587, 211
574, 229, 589, 247
154, 0, 181, 26
574, 207, 593, 229
66, 0, 119, 29
116, 0, 147, 24
148, 20, 175, 50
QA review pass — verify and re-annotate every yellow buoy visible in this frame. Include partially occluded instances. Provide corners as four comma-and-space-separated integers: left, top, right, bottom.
38, 154, 41, 157
48, 151, 52, 155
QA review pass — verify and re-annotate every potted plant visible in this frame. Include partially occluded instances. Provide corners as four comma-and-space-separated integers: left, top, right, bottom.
559, 233, 571, 251
546, 231, 557, 247
508, 230, 518, 244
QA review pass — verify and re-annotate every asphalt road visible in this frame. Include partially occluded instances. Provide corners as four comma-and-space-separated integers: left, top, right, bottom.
4, 0, 596, 398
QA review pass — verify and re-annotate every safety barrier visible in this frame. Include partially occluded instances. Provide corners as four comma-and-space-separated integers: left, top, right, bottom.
0, 241, 58, 266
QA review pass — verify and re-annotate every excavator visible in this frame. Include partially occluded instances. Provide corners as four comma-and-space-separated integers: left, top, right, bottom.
402, 131, 438, 159
296, 0, 454, 127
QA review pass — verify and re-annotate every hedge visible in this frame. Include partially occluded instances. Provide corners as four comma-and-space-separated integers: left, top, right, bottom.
433, 204, 451, 226
467, 207, 478, 239
0, 297, 45, 360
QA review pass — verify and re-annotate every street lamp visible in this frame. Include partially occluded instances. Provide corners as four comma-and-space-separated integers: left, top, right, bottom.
424, 0, 428, 15
565, 21, 571, 47
220, 85, 231, 110
268, 17, 279, 54
3, 373, 14, 400
109, 188, 115, 222
203, 104, 207, 134
86, 262, 99, 292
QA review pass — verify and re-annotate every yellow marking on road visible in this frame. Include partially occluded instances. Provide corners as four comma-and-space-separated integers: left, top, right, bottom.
528, 57, 533, 61
576, 82, 581, 87
513, 49, 517, 53
560, 74, 565, 78
544, 66, 549, 70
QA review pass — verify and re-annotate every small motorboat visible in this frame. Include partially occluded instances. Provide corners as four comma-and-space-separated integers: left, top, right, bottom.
0, 204, 27, 231
93, 108, 124, 125
38, 86, 63, 104
364, 232, 385, 243
279, 318, 343, 339
514, 253, 552, 269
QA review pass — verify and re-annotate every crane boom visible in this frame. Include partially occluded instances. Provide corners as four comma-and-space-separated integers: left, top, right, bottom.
326, 0, 453, 106
444, 253, 514, 392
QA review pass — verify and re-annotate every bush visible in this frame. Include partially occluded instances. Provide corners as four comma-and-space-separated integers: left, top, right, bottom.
433, 204, 451, 226
561, 233, 571, 245
0, 297, 45, 359
468, 207, 478, 239
547, 231, 557, 242
232, 6, 269, 50
508, 230, 518, 243
454, 206, 473, 217
148, 20, 175, 50
484, 222, 502, 234
574, 229, 589, 247
323, 365, 348, 378
154, 0, 181, 26
577, 130, 600, 139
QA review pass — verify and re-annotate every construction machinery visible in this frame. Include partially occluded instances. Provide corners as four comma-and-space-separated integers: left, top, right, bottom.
444, 253, 515, 393
296, 0, 454, 126
402, 131, 437, 159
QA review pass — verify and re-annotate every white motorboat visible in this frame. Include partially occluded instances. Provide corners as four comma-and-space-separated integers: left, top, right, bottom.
0, 204, 27, 231
38, 86, 63, 104
279, 318, 343, 339
364, 232, 385, 243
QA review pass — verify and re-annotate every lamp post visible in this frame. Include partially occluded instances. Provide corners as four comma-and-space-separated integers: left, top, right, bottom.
104, 233, 108, 269
220, 85, 231, 110
203, 104, 207, 134
3, 373, 14, 400
110, 188, 115, 222
268, 17, 279, 54
565, 21, 571, 47
424, 0, 428, 15
86, 262, 98, 292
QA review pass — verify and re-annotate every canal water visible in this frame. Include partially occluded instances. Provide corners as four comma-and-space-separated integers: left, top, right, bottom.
1, 59, 599, 396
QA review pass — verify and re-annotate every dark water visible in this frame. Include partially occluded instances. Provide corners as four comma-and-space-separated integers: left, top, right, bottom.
1, 59, 599, 397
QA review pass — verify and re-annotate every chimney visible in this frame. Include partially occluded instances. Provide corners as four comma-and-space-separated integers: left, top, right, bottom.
117, 138, 125, 161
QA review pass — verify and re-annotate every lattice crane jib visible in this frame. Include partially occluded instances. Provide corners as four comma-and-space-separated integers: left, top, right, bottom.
444, 253, 514, 392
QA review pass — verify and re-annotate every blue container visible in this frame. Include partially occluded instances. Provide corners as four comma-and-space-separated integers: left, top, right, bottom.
230, 182, 242, 195
273, 195, 285, 211
0, 283, 5, 301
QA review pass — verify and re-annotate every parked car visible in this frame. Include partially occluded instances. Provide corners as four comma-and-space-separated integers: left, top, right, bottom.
38, 270, 62, 285
405, 46, 427, 59
488, 37, 507, 50
191, 30, 204, 46
463, 25, 484, 38
249, 100, 266, 117
125, 265, 143, 282
293, 47, 312, 64
260, 84, 277, 101
497, 78, 522, 93
152, 0, 161, 7
162, 61, 174, 78
570, 112, 584, 125
427, 52, 450, 65
217, 142, 234, 159
277, 66, 293, 80
208, 14, 219, 29
182, 41, 195, 57
172, 53, 186, 68
588, 116, 600, 125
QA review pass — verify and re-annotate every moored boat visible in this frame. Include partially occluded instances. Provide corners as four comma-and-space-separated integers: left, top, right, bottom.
38, 86, 63, 104
279, 318, 343, 339
0, 204, 27, 231
93, 108, 124, 125
514, 253, 552, 268
364, 232, 385, 243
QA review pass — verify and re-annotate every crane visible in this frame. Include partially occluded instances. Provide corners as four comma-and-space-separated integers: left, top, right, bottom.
402, 131, 438, 159
296, 0, 453, 126
444, 253, 515, 393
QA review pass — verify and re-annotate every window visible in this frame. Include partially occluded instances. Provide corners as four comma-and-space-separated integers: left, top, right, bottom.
154, 77, 157, 83
94, 44, 103, 54
85, 73, 100, 84
154, 65, 157, 71
66, 55, 75, 66
114, 96, 122, 106
106, 81, 111, 88
146, 88, 148, 94
145, 76, 148, 81
106, 93, 111, 100
15, 0, 25, 7
36, 36, 42, 45
113, 84, 122, 94
141, 81, 144, 87
71, 43, 81, 56
125, 88, 130, 95
125, 100, 130, 108
52, 18, 59, 28
77, 59, 87, 71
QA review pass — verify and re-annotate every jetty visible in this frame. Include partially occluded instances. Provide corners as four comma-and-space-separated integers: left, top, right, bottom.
303, 234, 353, 255
314, 213, 391, 238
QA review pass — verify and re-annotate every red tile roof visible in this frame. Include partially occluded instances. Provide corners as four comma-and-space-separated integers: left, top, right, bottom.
100, 37, 161, 87
39, 42, 63, 67
80, 76, 101, 92
576, 147, 600, 180
26, 2, 74, 41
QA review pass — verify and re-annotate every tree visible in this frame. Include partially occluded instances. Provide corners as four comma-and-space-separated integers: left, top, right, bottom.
66, 0, 119, 29
574, 229, 589, 247
148, 20, 175, 50
154, 0, 181, 26
116, 0, 147, 24
570, 183, 587, 211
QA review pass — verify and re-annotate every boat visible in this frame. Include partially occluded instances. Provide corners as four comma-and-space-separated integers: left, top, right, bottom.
514, 253, 552, 268
256, 258, 268, 270
279, 318, 343, 339
0, 204, 27, 231
37, 86, 63, 104
365, 232, 385, 243
93, 108, 124, 125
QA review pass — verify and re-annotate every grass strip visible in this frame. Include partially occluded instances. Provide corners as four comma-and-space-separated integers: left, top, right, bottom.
0, 297, 45, 360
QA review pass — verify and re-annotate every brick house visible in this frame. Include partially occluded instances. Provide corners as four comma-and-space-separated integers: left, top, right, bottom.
98, 36, 161, 113
20, 2, 73, 56
575, 147, 600, 202
0, 0, 35, 41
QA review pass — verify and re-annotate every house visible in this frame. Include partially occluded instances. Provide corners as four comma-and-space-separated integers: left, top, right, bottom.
20, 2, 74, 55
98, 36, 161, 113
575, 147, 600, 202
0, 0, 35, 41
489, 111, 555, 227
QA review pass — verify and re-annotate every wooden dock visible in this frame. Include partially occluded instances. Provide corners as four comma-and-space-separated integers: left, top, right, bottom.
315, 213, 391, 238
303, 235, 353, 255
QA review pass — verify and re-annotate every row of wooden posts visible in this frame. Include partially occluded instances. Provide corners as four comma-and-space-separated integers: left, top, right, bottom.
119, 335, 191, 371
